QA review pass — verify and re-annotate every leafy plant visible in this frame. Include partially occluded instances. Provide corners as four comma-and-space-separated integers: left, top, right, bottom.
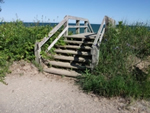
0, 19, 65, 81
78, 21, 150, 99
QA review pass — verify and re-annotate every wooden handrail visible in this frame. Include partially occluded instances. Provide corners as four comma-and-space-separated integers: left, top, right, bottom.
98, 28, 105, 46
93, 17, 105, 47
35, 15, 94, 64
39, 15, 94, 48
92, 16, 115, 47
67, 15, 89, 21
47, 26, 68, 51
68, 26, 88, 28
91, 16, 116, 69
39, 16, 68, 48
87, 21, 94, 33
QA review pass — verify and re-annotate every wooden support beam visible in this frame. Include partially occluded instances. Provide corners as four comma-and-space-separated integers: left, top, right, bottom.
91, 16, 116, 70
47, 26, 68, 51
67, 15, 88, 21
69, 26, 88, 28
98, 28, 105, 47
34, 42, 41, 64
105, 16, 116, 31
84, 21, 88, 33
39, 17, 68, 48
76, 20, 80, 34
93, 17, 105, 46
87, 21, 94, 33
91, 46, 99, 70
64, 19, 68, 36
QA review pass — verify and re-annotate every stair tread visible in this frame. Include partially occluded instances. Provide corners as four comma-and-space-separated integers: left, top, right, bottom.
64, 40, 93, 44
65, 33, 96, 39
65, 36, 95, 39
53, 55, 91, 62
56, 45, 92, 50
54, 49, 91, 56
48, 60, 90, 69
44, 67, 81, 77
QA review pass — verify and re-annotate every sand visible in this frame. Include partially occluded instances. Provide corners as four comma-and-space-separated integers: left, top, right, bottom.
0, 61, 149, 113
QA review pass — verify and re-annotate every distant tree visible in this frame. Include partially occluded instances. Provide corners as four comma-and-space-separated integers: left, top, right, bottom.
0, 0, 4, 12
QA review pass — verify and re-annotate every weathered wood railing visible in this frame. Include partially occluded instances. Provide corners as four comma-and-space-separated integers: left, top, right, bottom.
91, 16, 116, 69
34, 15, 94, 64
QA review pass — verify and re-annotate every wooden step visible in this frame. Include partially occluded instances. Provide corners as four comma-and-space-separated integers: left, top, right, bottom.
65, 36, 95, 39
64, 40, 93, 44
54, 49, 91, 56
44, 67, 81, 77
53, 55, 91, 62
56, 45, 92, 50
65, 33, 96, 39
48, 61, 90, 69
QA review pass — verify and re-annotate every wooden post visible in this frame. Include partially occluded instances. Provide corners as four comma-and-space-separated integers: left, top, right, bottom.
91, 46, 99, 70
84, 21, 88, 33
34, 42, 41, 64
64, 20, 68, 36
76, 20, 80, 34
105, 16, 116, 32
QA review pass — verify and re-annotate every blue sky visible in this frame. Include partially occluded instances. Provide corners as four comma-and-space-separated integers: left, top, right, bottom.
0, 0, 150, 24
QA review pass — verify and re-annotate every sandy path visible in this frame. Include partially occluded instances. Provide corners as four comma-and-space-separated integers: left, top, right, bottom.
0, 61, 149, 113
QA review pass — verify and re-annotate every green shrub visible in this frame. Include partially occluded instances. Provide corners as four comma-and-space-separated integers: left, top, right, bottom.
78, 21, 150, 99
0, 20, 65, 81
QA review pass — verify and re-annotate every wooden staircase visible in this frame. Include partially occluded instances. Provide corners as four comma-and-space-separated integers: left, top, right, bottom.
43, 33, 96, 76
34, 15, 116, 77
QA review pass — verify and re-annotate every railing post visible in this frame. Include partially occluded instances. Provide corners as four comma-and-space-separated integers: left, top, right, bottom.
34, 42, 41, 64
84, 21, 88, 33
64, 20, 68, 36
91, 45, 99, 70
105, 16, 116, 32
87, 21, 94, 33
76, 20, 80, 34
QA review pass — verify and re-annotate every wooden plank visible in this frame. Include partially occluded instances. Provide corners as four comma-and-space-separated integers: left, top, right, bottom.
97, 17, 105, 36
99, 28, 105, 44
39, 17, 68, 48
54, 49, 91, 56
66, 32, 96, 38
57, 45, 92, 50
91, 46, 99, 69
44, 67, 81, 76
64, 40, 93, 44
47, 26, 68, 51
76, 20, 80, 34
69, 26, 88, 28
64, 19, 68, 36
48, 61, 90, 69
105, 16, 116, 29
84, 21, 88, 33
93, 34, 102, 46
53, 55, 91, 62
65, 35, 95, 39
87, 27, 91, 33
39, 15, 95, 48
67, 15, 89, 21
93, 17, 105, 46
87, 21, 94, 33
67, 15, 94, 33
34, 42, 41, 64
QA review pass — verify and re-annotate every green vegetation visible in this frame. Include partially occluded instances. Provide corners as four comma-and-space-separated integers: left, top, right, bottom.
79, 21, 150, 99
1, 19, 150, 99
0, 20, 65, 81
